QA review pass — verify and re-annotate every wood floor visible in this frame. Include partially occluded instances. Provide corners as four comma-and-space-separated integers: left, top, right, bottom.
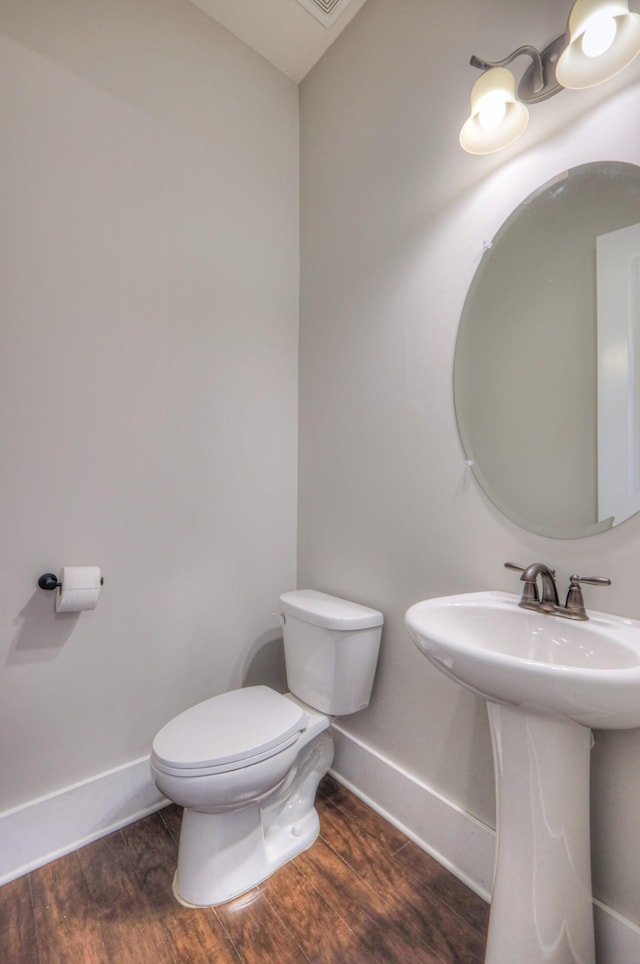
1, 776, 489, 963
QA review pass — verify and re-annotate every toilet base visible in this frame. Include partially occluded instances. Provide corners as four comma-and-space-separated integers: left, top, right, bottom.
172, 730, 333, 907
172, 806, 320, 907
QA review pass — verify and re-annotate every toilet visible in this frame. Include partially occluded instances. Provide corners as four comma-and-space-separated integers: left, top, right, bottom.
150, 589, 383, 907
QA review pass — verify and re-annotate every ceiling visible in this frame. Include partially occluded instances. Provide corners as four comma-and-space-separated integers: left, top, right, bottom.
189, 0, 370, 82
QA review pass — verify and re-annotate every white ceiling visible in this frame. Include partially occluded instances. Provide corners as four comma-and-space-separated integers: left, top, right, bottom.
189, 0, 370, 82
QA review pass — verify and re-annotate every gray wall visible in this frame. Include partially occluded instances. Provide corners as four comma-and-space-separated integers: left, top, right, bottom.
299, 0, 640, 924
0, 0, 298, 810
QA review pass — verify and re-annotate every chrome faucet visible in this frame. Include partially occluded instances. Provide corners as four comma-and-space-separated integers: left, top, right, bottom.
504, 562, 611, 620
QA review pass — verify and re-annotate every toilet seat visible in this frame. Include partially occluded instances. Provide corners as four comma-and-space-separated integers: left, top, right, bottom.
151, 685, 308, 778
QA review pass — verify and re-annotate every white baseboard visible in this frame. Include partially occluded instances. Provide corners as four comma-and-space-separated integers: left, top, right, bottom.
0, 756, 166, 886
330, 723, 640, 964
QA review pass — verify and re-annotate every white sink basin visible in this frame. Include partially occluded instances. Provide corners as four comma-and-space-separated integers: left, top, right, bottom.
405, 590, 640, 730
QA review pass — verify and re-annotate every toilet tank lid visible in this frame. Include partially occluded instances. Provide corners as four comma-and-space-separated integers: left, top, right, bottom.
279, 590, 383, 630
152, 686, 308, 770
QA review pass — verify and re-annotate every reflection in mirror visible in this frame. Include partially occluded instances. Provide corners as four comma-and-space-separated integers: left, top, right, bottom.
455, 162, 640, 539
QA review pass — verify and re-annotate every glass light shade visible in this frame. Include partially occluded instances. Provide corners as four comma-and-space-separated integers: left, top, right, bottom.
556, 0, 640, 89
460, 68, 529, 155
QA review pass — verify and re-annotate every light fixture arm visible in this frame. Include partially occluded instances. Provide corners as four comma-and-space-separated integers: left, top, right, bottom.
470, 34, 567, 104
470, 45, 545, 94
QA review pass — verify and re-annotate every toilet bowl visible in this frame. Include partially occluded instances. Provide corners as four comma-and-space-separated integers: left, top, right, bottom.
151, 590, 383, 907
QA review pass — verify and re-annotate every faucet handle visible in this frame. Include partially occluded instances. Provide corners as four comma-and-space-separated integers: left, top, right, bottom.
564, 574, 611, 619
569, 575, 611, 587
504, 562, 539, 604
504, 561, 558, 578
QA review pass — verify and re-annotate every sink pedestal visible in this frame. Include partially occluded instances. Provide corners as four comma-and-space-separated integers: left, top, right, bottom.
486, 703, 595, 964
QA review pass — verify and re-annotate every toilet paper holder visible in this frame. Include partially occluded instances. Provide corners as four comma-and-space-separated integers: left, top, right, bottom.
38, 572, 105, 590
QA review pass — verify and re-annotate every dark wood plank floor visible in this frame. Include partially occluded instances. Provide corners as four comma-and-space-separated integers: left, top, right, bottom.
1, 776, 489, 963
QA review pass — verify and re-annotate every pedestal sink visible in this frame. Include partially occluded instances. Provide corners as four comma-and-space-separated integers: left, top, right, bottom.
405, 591, 640, 964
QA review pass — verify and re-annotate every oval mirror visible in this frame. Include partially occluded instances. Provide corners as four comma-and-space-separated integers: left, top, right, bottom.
455, 161, 640, 538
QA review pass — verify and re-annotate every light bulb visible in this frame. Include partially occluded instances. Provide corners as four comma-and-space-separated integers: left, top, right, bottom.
582, 12, 618, 56
477, 93, 507, 130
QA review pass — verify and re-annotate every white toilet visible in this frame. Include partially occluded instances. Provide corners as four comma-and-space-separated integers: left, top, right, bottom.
150, 589, 383, 907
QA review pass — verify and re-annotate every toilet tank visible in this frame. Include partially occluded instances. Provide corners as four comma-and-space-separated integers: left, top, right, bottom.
279, 590, 384, 716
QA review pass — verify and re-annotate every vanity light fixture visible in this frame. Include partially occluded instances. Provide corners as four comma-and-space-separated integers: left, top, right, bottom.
461, 0, 640, 154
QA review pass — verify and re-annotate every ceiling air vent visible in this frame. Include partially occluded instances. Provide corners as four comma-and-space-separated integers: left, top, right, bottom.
295, 0, 355, 29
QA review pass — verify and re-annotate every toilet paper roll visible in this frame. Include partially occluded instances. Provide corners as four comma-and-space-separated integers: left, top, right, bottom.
56, 566, 101, 613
